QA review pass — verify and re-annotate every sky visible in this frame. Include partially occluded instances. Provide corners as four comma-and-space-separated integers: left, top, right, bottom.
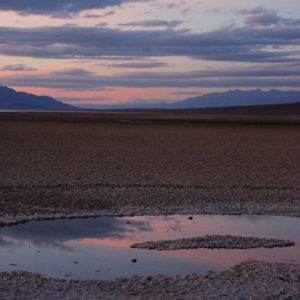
0, 0, 299, 107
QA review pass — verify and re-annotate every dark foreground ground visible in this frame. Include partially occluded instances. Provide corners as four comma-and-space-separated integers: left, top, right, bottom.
0, 111, 299, 217
0, 111, 299, 299
1, 261, 299, 299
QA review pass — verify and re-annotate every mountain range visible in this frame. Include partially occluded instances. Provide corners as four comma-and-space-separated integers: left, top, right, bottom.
0, 85, 76, 110
170, 89, 300, 109
1, 85, 300, 111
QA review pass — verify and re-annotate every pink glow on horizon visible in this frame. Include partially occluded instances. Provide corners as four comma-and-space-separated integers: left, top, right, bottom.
10, 85, 203, 105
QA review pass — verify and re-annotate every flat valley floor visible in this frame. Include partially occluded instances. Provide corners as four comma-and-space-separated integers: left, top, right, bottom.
0, 111, 299, 217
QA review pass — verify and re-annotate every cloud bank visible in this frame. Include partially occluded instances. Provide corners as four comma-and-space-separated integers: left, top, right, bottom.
0, 64, 36, 71
0, 0, 146, 17
238, 6, 300, 27
0, 24, 299, 63
1, 65, 299, 90
119, 20, 183, 28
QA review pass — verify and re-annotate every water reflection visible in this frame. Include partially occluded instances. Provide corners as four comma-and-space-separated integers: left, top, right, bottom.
0, 215, 299, 280
0, 218, 152, 250
0, 236, 13, 247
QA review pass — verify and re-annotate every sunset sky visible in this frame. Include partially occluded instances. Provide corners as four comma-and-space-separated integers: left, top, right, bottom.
0, 0, 299, 107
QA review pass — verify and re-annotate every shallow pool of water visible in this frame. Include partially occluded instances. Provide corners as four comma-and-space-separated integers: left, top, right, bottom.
0, 215, 299, 280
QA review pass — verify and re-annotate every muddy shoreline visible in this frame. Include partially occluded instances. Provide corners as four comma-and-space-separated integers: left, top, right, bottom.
1, 261, 299, 299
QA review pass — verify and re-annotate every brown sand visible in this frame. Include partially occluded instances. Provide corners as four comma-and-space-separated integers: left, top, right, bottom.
0, 112, 299, 216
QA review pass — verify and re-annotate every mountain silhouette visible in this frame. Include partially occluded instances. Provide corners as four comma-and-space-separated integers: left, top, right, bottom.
1, 86, 300, 111
0, 85, 77, 110
169, 89, 300, 109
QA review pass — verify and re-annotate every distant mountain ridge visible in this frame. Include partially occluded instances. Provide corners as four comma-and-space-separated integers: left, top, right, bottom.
78, 89, 300, 110
1, 86, 300, 111
169, 89, 300, 109
0, 85, 77, 110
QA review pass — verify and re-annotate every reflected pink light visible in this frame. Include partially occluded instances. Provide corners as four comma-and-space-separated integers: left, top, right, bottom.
79, 237, 132, 248
77, 237, 299, 268
75, 216, 299, 268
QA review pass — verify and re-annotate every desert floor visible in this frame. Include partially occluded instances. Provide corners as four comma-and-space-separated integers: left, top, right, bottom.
0, 112, 299, 299
0, 112, 299, 217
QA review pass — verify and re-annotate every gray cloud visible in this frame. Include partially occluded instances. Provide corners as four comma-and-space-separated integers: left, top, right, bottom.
0, 24, 299, 63
1, 66, 299, 90
51, 68, 91, 76
0, 64, 37, 71
99, 62, 169, 68
0, 0, 146, 18
93, 56, 149, 61
181, 8, 190, 15
124, 66, 300, 79
237, 6, 300, 27
150, 1, 183, 10
245, 14, 281, 27
237, 6, 272, 16
95, 22, 108, 27
119, 20, 183, 28
83, 10, 115, 19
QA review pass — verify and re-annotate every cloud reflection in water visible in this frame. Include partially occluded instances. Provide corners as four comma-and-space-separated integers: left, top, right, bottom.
0, 217, 153, 251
